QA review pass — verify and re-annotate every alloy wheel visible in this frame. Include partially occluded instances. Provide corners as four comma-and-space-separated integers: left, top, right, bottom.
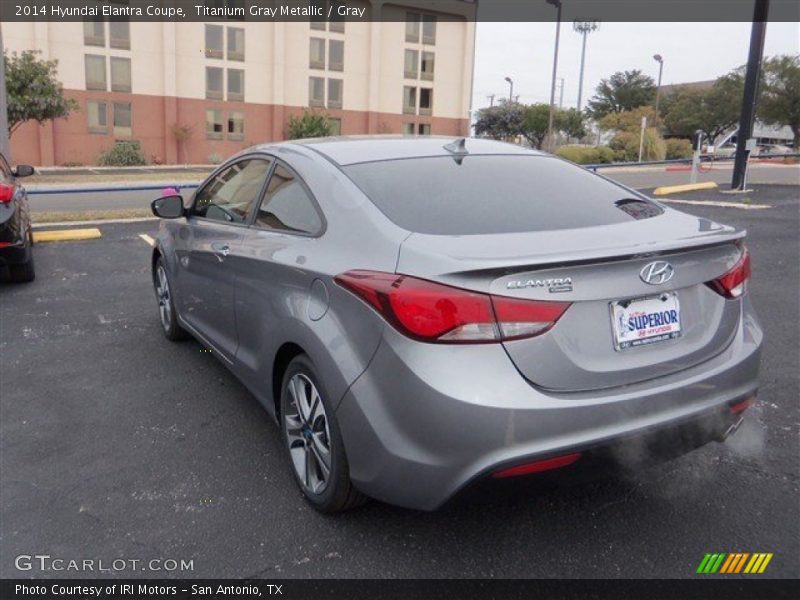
284, 373, 332, 494
155, 264, 172, 331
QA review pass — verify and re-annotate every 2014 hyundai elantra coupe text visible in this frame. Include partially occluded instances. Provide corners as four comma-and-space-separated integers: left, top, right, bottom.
150, 137, 762, 512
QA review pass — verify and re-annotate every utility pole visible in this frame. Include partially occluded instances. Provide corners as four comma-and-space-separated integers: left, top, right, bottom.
573, 20, 599, 112
558, 77, 565, 108
732, 0, 769, 190
487, 94, 495, 107
546, 0, 562, 150
653, 54, 664, 128
0, 25, 10, 161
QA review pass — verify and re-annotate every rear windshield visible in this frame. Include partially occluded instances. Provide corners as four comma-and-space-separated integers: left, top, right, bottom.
343, 155, 662, 235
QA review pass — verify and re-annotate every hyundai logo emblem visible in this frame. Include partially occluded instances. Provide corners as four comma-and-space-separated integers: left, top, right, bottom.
640, 261, 675, 285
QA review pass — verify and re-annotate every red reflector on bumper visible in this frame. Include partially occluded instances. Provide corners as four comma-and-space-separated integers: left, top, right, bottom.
730, 397, 754, 415
491, 452, 582, 478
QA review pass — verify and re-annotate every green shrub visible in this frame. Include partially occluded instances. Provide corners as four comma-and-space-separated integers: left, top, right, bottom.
208, 152, 223, 165
665, 138, 693, 159
609, 129, 666, 162
555, 145, 616, 165
97, 140, 147, 166
287, 109, 333, 140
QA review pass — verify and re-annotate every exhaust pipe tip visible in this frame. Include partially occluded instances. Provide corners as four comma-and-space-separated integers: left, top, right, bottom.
717, 416, 744, 442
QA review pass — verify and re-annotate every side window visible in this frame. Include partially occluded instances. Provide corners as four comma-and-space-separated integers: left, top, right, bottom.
255, 164, 323, 235
192, 158, 271, 224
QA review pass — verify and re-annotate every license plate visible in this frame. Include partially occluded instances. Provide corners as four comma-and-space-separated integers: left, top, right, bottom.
611, 292, 681, 351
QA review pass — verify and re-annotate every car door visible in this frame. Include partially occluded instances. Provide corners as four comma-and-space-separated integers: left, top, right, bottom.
231, 161, 326, 383
175, 156, 272, 360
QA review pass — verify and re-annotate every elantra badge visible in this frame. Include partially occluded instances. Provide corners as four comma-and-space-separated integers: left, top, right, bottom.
640, 261, 674, 285
507, 277, 573, 293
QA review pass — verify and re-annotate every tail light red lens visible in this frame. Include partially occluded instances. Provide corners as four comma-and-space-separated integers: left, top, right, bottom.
0, 183, 15, 203
706, 244, 751, 299
334, 270, 571, 344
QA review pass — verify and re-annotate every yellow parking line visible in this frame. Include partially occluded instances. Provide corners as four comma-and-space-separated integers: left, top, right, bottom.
139, 234, 155, 247
33, 228, 102, 243
653, 181, 718, 196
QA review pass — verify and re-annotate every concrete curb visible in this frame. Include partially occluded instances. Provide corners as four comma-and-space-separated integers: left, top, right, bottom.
33, 228, 103, 243
653, 181, 719, 196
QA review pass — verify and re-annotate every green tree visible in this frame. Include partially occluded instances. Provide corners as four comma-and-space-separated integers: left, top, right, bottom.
5, 50, 77, 136
587, 70, 656, 120
759, 54, 800, 148
520, 103, 551, 149
473, 100, 525, 140
663, 75, 743, 146
556, 108, 587, 140
286, 109, 334, 139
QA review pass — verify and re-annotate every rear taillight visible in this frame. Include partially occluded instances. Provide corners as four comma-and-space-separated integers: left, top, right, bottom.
706, 244, 751, 299
334, 270, 571, 344
0, 183, 15, 203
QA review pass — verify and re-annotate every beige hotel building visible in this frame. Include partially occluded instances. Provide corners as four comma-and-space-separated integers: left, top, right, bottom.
2, 2, 476, 166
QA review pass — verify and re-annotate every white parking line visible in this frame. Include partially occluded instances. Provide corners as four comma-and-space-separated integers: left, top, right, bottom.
658, 198, 771, 210
139, 234, 156, 246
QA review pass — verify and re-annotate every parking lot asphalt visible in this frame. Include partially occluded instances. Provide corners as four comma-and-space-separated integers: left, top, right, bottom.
1, 186, 798, 579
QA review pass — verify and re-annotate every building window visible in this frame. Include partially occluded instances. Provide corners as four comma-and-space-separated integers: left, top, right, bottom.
227, 68, 244, 101
404, 49, 418, 79
328, 118, 341, 136
327, 79, 343, 109
419, 88, 433, 115
110, 57, 131, 93
418, 123, 431, 136
421, 51, 435, 81
206, 67, 223, 100
309, 77, 325, 107
402, 123, 415, 135
403, 86, 417, 114
227, 27, 245, 61
405, 13, 420, 43
328, 40, 344, 72
84, 22, 105, 47
329, 1, 345, 32
228, 111, 244, 140
113, 102, 132, 138
206, 109, 223, 139
109, 21, 130, 50
85, 55, 107, 91
205, 24, 224, 59
309, 38, 326, 70
422, 15, 437, 45
87, 100, 108, 134
310, 20, 325, 31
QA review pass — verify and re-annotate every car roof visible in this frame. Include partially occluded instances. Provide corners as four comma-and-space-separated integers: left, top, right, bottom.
253, 136, 545, 167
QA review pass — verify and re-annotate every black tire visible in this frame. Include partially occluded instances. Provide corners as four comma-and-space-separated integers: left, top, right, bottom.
9, 233, 35, 283
280, 354, 368, 513
153, 256, 189, 341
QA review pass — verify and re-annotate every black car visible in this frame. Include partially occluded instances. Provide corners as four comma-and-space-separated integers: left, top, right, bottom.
0, 153, 35, 283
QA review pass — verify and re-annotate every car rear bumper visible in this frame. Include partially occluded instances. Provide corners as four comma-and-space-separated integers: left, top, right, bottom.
336, 298, 762, 510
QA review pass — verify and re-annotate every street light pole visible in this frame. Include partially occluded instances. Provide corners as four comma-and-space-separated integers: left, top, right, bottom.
488, 94, 495, 107
732, 0, 770, 190
504, 76, 514, 102
546, 0, 562, 150
573, 20, 599, 112
653, 54, 664, 128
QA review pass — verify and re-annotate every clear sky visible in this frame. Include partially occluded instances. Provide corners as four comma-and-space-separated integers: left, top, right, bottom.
472, 21, 800, 113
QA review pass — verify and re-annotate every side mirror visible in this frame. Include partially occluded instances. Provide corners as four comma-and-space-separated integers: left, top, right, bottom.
151, 195, 185, 219
13, 165, 35, 178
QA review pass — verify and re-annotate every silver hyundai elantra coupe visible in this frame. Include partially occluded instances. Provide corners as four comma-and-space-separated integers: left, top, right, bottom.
150, 137, 761, 512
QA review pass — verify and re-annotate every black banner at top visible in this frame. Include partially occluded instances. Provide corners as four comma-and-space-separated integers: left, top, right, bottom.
0, 0, 799, 22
